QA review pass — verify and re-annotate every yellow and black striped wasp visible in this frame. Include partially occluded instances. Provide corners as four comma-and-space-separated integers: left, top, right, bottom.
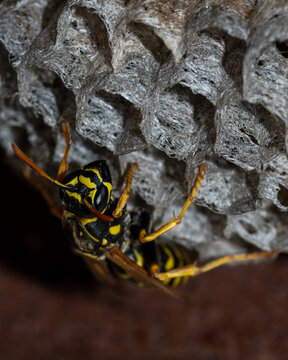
11, 121, 276, 301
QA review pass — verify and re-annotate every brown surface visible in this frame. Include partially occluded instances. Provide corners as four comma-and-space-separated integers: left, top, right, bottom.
1, 160, 288, 360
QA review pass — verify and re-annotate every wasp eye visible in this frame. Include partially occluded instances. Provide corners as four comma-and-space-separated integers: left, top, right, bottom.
93, 185, 108, 212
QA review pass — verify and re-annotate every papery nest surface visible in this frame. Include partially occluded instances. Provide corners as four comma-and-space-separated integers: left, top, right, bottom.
1, 0, 288, 261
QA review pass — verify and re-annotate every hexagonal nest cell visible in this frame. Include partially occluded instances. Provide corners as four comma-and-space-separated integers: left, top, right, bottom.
1, 0, 288, 264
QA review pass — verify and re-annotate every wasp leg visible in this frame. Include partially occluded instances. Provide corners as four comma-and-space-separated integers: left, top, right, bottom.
139, 164, 207, 243
154, 251, 278, 280
57, 120, 71, 183
24, 167, 63, 219
112, 163, 138, 218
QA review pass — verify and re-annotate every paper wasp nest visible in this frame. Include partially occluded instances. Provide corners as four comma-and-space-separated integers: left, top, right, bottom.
1, 0, 288, 261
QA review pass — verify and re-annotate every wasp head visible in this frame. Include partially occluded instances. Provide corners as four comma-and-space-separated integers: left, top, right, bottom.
59, 160, 112, 217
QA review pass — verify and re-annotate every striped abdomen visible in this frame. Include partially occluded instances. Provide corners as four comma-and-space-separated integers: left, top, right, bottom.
114, 241, 196, 287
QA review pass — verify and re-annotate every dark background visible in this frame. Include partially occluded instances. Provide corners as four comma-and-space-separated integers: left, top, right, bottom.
1, 158, 288, 360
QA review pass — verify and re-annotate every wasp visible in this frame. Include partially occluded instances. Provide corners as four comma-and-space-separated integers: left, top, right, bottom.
11, 121, 276, 301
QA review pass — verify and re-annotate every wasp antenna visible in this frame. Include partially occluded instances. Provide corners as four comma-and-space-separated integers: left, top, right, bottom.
11, 143, 68, 188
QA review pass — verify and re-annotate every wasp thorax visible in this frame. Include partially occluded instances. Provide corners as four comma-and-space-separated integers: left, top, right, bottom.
59, 160, 112, 216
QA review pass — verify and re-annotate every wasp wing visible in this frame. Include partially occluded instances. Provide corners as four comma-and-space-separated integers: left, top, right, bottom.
104, 244, 188, 302
82, 257, 118, 286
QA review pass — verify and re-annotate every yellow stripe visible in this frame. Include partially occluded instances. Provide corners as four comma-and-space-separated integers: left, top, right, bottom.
162, 245, 175, 271
65, 177, 79, 186
172, 276, 182, 287
172, 247, 184, 287
83, 230, 99, 243
81, 217, 98, 226
66, 190, 82, 203
64, 212, 104, 247
89, 189, 97, 202
134, 250, 144, 268
173, 247, 184, 267
109, 224, 121, 236
64, 211, 101, 244
79, 175, 96, 189
75, 216, 102, 244
84, 168, 103, 182
103, 181, 112, 197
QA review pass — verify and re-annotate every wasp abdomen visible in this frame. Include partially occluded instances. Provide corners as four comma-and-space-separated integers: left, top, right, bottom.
112, 241, 196, 287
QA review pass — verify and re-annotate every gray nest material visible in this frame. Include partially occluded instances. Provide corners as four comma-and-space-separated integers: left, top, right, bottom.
1, 0, 288, 262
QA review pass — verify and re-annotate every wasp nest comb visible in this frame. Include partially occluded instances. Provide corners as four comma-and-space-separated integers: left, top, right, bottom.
1, 0, 288, 261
